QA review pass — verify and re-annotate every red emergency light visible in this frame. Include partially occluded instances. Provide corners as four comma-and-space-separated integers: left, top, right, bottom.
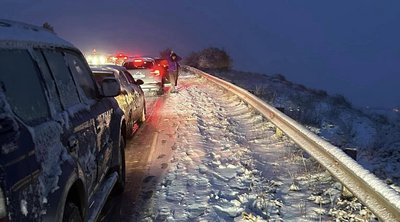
116, 53, 128, 59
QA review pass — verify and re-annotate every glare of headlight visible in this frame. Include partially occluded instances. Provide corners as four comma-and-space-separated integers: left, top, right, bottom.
99, 56, 106, 64
92, 57, 99, 65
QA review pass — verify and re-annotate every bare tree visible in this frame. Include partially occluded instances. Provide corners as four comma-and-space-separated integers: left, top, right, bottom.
185, 47, 232, 71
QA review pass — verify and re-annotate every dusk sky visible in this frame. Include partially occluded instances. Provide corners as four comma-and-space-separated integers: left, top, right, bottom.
2, 0, 399, 108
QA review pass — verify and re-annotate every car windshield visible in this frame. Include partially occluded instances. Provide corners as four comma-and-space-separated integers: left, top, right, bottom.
124, 60, 154, 70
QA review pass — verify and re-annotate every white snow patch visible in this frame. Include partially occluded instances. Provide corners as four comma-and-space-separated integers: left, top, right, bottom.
28, 120, 72, 215
20, 199, 28, 216
135, 73, 368, 221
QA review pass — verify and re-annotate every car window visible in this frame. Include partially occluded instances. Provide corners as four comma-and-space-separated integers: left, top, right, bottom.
123, 60, 154, 70
65, 51, 97, 101
0, 49, 50, 125
116, 71, 129, 87
123, 71, 136, 84
43, 50, 80, 108
33, 49, 63, 113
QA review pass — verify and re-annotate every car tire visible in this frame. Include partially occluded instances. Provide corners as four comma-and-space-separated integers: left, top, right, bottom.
63, 202, 82, 222
157, 84, 164, 95
127, 112, 134, 138
114, 132, 126, 194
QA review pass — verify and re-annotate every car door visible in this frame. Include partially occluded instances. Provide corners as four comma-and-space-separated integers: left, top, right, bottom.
122, 70, 143, 119
64, 51, 115, 185
0, 48, 55, 220
118, 70, 137, 108
41, 49, 100, 195
114, 71, 133, 117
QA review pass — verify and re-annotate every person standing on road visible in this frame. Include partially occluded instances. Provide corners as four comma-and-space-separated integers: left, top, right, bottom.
167, 51, 182, 93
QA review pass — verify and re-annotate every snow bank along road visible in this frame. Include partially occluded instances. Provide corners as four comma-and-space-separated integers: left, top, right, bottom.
191, 68, 400, 222
103, 71, 380, 221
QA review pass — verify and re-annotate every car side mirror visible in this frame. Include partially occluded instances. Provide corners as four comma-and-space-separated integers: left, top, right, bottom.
136, 79, 144, 85
100, 77, 120, 97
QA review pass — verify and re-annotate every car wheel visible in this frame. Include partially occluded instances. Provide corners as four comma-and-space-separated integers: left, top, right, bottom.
63, 202, 82, 222
157, 84, 164, 95
127, 112, 134, 138
114, 133, 126, 194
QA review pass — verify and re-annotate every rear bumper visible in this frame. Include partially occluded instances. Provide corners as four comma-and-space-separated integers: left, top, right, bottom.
140, 82, 162, 91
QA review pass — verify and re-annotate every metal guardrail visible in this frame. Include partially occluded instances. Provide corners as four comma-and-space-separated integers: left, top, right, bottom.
186, 66, 400, 222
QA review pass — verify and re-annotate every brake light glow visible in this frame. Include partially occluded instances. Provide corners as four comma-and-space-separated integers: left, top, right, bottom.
152, 69, 160, 76
134, 59, 143, 63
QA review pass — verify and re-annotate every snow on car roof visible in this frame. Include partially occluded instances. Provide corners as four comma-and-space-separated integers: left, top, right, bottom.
0, 19, 75, 48
90, 66, 119, 76
90, 67, 114, 72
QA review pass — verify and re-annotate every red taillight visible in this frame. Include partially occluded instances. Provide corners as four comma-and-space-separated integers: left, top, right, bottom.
134, 59, 143, 63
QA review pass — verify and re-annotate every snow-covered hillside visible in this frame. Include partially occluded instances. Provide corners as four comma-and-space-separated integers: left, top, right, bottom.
206, 69, 400, 189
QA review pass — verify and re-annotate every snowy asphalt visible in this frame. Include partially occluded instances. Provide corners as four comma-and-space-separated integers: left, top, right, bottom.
100, 72, 374, 222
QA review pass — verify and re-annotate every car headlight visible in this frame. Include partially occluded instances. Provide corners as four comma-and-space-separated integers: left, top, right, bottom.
0, 187, 7, 220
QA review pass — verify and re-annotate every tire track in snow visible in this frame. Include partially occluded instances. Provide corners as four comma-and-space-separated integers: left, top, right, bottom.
136, 73, 370, 222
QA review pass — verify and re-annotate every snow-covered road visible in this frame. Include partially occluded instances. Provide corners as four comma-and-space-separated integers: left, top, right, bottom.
104, 71, 374, 222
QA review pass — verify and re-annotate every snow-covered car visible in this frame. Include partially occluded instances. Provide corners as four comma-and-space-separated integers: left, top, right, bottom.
123, 57, 164, 95
0, 20, 126, 222
91, 65, 146, 137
